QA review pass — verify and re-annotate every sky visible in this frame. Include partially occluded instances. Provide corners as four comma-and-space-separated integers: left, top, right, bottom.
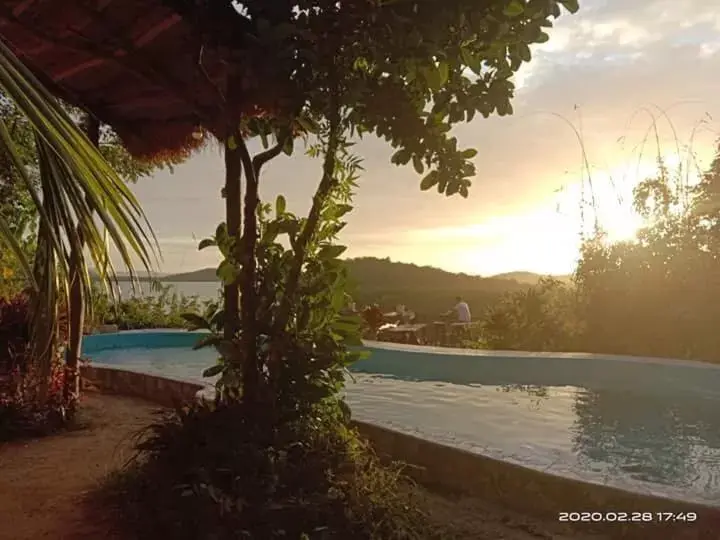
121, 0, 720, 277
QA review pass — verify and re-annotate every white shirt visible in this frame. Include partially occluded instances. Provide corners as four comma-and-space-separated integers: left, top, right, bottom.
454, 301, 471, 323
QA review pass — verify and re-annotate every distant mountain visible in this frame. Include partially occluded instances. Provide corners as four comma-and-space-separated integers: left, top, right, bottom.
162, 268, 217, 282
159, 258, 558, 319
490, 271, 571, 285
90, 270, 166, 281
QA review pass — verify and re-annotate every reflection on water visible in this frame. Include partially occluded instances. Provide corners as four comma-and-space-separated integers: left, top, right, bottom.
87, 345, 720, 504
345, 373, 720, 504
572, 389, 720, 499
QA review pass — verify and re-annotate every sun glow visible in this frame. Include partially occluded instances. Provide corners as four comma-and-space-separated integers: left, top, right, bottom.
358, 151, 713, 278
553, 155, 699, 245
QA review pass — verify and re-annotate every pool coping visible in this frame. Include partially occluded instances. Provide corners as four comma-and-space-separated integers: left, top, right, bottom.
80, 364, 720, 539
84, 328, 720, 370
362, 340, 720, 370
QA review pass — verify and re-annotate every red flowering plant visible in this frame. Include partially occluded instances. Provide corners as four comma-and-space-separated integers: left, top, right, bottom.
0, 293, 76, 440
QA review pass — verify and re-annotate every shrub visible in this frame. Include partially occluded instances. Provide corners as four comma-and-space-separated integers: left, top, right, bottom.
108, 400, 441, 540
0, 293, 30, 374
478, 278, 583, 352
90, 282, 215, 331
0, 293, 76, 440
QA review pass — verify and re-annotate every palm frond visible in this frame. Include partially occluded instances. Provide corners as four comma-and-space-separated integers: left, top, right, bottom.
0, 37, 159, 307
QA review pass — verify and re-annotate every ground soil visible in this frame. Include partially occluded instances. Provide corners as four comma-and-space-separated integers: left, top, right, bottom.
0, 392, 610, 540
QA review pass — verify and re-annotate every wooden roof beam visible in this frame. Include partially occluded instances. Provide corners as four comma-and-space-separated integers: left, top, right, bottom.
134, 14, 182, 48
0, 6, 221, 129
73, 1, 226, 128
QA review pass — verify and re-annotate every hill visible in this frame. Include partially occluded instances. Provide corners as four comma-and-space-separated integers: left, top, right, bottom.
162, 257, 550, 319
341, 257, 532, 319
490, 271, 570, 285
160, 268, 216, 282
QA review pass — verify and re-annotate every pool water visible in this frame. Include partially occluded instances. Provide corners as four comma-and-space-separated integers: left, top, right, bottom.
86, 341, 720, 505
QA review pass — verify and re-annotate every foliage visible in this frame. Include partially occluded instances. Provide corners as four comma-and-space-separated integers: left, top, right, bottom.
90, 282, 215, 331
0, 95, 174, 295
108, 400, 441, 540
573, 153, 720, 361
479, 278, 582, 351
191, 130, 366, 406
473, 141, 720, 363
0, 72, 157, 294
109, 129, 445, 539
0, 95, 37, 295
0, 293, 75, 440
0, 39, 159, 414
170, 0, 578, 197
0, 293, 30, 374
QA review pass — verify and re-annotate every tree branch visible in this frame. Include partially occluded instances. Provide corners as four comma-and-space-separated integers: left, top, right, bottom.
274, 95, 341, 334
251, 138, 286, 177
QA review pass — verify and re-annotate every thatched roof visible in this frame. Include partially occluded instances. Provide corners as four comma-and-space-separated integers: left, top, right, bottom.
0, 0, 241, 159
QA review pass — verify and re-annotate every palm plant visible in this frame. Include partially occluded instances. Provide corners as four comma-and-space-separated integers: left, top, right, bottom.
0, 39, 158, 405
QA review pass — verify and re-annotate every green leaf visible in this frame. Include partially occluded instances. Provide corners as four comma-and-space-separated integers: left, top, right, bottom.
0, 39, 158, 313
198, 238, 216, 251
391, 148, 412, 165
437, 61, 449, 86
215, 222, 229, 242
331, 288, 346, 311
296, 114, 319, 134
276, 195, 287, 216
181, 312, 209, 329
559, 0, 579, 14
318, 245, 347, 260
412, 155, 424, 174
216, 259, 237, 284
283, 137, 294, 156
536, 31, 550, 44
461, 148, 478, 159
335, 204, 353, 217
422, 65, 442, 90
227, 135, 238, 150
496, 99, 514, 116
503, 0, 525, 17
420, 171, 439, 190
193, 335, 222, 350
460, 47, 483, 75
353, 57, 370, 72
518, 43, 532, 62
203, 364, 224, 378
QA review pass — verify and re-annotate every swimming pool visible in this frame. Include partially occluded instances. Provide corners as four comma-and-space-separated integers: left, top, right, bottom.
82, 330, 720, 506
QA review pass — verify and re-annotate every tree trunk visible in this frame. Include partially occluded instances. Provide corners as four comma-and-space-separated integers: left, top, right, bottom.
64, 115, 99, 406
223, 134, 243, 341
237, 138, 260, 404
30, 223, 57, 405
